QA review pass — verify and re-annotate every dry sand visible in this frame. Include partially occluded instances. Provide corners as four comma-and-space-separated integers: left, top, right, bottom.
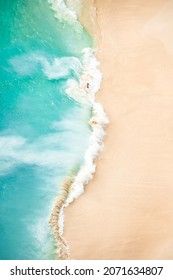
64, 0, 173, 259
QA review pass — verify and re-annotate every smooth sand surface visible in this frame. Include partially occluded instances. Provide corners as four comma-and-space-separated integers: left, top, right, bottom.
64, 0, 173, 259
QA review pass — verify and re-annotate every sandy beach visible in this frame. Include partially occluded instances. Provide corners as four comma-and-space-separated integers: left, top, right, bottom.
64, 0, 173, 259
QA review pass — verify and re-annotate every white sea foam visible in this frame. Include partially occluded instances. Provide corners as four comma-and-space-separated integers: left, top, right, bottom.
48, 0, 82, 32
55, 48, 109, 240
9, 53, 82, 80
65, 48, 102, 104
42, 56, 82, 80
47, 0, 109, 260
0, 113, 89, 177
58, 102, 109, 236
64, 0, 83, 15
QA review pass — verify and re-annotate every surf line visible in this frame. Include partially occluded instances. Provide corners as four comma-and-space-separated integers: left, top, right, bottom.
48, 1, 109, 260
49, 50, 109, 260
49, 103, 109, 260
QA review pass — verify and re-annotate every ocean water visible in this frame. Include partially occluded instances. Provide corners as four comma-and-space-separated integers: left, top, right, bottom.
0, 0, 94, 260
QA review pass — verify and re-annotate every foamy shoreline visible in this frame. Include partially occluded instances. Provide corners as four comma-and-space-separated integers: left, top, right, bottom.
49, 0, 108, 260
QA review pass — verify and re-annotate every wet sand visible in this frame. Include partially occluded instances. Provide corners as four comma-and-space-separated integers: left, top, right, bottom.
64, 0, 173, 259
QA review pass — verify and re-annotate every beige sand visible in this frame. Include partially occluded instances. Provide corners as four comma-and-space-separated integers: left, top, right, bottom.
64, 0, 173, 259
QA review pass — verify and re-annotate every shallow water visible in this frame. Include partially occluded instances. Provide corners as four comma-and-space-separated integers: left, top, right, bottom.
0, 0, 93, 260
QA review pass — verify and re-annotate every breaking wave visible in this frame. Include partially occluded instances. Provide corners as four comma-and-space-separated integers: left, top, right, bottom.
46, 0, 109, 260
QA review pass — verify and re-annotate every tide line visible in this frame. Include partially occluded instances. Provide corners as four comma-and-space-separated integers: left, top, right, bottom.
48, 0, 109, 260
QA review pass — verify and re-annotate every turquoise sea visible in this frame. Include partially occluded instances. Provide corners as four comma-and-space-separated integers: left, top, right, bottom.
0, 0, 93, 259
